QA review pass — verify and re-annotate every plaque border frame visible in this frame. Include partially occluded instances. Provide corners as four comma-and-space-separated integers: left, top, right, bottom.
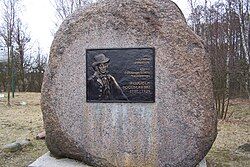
86, 47, 155, 103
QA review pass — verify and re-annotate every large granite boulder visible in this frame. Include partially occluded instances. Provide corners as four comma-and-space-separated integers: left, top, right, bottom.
41, 0, 217, 166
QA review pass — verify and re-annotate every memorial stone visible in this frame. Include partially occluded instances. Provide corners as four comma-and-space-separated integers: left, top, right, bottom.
41, 0, 217, 166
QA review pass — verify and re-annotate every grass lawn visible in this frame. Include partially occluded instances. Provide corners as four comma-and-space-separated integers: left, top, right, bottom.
0, 92, 48, 167
0, 93, 249, 167
206, 99, 250, 167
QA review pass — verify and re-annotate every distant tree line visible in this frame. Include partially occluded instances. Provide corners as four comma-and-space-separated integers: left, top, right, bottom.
0, 0, 47, 105
0, 0, 92, 106
188, 0, 250, 119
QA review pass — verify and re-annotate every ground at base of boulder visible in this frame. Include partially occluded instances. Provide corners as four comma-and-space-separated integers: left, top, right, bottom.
29, 152, 207, 167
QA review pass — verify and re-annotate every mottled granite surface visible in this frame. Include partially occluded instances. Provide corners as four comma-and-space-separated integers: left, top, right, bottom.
41, 0, 217, 166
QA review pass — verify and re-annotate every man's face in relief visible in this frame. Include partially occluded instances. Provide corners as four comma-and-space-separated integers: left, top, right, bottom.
98, 63, 109, 74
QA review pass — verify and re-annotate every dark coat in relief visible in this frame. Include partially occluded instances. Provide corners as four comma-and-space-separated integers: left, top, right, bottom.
87, 73, 128, 101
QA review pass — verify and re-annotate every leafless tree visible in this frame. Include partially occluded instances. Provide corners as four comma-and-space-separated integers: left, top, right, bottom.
51, 0, 93, 29
188, 0, 198, 32
24, 47, 47, 92
238, 0, 250, 98
188, 0, 250, 119
14, 18, 31, 91
0, 0, 20, 106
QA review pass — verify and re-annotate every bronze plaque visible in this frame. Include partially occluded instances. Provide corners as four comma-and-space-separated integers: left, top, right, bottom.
86, 48, 155, 103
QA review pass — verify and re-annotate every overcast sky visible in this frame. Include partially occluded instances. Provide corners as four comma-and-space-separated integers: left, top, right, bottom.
20, 0, 195, 54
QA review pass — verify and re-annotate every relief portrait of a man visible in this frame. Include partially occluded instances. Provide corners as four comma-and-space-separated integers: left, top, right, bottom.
87, 53, 128, 101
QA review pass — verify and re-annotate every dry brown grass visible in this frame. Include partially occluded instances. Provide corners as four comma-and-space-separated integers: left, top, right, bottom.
0, 92, 48, 167
0, 93, 249, 167
206, 99, 250, 167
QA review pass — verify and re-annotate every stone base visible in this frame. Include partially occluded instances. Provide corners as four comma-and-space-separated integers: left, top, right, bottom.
197, 158, 207, 167
29, 152, 207, 167
28, 152, 91, 167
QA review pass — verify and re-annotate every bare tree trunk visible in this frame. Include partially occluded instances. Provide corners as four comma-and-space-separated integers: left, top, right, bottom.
223, 97, 230, 120
188, 0, 197, 32
15, 19, 30, 92
246, 0, 250, 99
221, 90, 225, 118
239, 0, 250, 98
218, 95, 221, 118
7, 45, 11, 106
10, 45, 15, 98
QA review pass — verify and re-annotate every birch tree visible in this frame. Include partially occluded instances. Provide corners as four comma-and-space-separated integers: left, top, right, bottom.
238, 0, 250, 98
188, 0, 250, 119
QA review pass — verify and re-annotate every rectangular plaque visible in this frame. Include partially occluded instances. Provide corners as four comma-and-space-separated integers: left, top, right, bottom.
86, 48, 155, 103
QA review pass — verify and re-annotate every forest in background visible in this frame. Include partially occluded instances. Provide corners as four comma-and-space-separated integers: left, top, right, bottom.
188, 0, 249, 118
0, 0, 47, 104
0, 0, 249, 119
